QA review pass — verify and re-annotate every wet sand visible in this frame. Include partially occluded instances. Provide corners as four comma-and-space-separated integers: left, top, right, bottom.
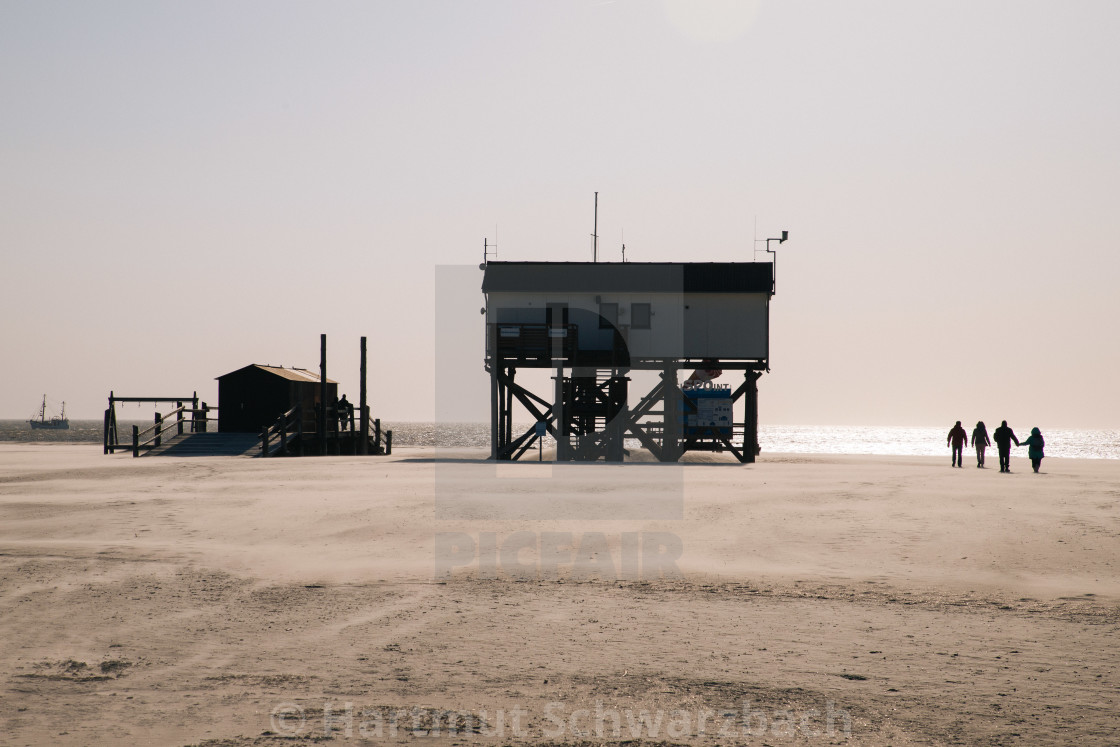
1, 444, 1117, 745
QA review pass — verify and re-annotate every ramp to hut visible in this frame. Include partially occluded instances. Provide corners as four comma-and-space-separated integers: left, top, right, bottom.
144, 432, 260, 457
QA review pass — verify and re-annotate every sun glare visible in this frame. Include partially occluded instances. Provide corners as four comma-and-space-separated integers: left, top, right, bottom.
663, 0, 760, 43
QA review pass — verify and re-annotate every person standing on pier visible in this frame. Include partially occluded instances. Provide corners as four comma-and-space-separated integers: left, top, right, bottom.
947, 421, 968, 468
337, 394, 354, 431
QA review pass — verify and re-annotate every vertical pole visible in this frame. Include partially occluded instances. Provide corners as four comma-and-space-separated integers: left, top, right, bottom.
554, 366, 566, 461
385, 430, 392, 456
201, 402, 209, 433
743, 371, 761, 464
132, 425, 139, 457
359, 336, 369, 455
496, 373, 506, 458
662, 366, 681, 462
261, 426, 269, 457
103, 408, 111, 454
279, 416, 288, 455
320, 333, 327, 456
107, 392, 117, 452
176, 402, 184, 436
593, 191, 598, 262
489, 325, 500, 460
374, 418, 381, 454
154, 412, 162, 448
505, 368, 515, 454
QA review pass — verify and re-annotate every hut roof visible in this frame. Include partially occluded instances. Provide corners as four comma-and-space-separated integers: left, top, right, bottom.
216, 364, 336, 384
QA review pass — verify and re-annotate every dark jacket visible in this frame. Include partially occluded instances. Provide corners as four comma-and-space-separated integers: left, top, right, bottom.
993, 425, 1019, 450
971, 426, 990, 448
1023, 428, 1045, 459
948, 424, 968, 448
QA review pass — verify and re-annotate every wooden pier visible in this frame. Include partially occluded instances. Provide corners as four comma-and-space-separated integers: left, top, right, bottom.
104, 334, 392, 458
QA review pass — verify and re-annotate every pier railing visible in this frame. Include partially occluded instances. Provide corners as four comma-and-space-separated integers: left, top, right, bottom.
130, 405, 217, 457
258, 405, 392, 457
105, 393, 214, 454
259, 404, 304, 457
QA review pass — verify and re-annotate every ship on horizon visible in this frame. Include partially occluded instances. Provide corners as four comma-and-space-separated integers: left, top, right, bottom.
29, 395, 69, 430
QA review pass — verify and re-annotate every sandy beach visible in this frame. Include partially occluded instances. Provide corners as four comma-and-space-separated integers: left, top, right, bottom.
1, 444, 1117, 746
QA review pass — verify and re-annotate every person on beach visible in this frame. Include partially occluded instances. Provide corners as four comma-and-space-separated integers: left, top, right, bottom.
1021, 427, 1045, 473
971, 421, 991, 468
947, 421, 968, 467
993, 420, 1019, 473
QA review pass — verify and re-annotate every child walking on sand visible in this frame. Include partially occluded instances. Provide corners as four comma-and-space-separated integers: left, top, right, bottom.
1022, 427, 1045, 473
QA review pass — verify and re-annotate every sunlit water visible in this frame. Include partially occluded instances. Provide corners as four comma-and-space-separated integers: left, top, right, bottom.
3, 420, 1116, 459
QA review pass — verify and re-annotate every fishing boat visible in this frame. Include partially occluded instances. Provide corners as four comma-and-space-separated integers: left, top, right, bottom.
29, 395, 69, 430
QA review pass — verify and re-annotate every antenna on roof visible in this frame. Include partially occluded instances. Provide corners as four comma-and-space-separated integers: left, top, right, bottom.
591, 192, 599, 263
621, 228, 626, 262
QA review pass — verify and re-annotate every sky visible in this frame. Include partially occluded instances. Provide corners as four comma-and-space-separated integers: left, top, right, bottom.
2, 0, 1118, 428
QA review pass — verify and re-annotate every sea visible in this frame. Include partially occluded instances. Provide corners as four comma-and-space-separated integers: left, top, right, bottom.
3, 420, 1118, 460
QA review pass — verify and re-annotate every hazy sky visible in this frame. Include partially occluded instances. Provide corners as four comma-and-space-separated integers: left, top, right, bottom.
3, 0, 1118, 428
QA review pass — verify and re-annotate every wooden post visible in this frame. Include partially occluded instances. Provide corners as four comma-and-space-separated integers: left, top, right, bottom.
554, 366, 566, 461
132, 425, 139, 458
279, 415, 288, 455
103, 408, 111, 454
109, 401, 118, 452
489, 324, 499, 460
385, 430, 392, 456
743, 370, 761, 464
261, 426, 269, 457
200, 402, 209, 433
662, 366, 681, 463
154, 412, 162, 448
359, 405, 370, 455
359, 336, 369, 455
176, 401, 184, 436
320, 333, 327, 456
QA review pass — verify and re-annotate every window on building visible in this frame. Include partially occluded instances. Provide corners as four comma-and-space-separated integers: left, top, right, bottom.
631, 302, 651, 329
598, 302, 619, 329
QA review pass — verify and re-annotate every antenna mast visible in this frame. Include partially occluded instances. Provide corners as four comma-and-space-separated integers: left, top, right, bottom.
592, 191, 598, 263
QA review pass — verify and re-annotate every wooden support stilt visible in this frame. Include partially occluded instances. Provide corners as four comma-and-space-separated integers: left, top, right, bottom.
554, 366, 566, 461
743, 370, 761, 464
359, 336, 369, 455
319, 333, 327, 456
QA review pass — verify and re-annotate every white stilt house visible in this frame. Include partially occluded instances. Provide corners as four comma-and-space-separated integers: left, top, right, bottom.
482, 261, 774, 462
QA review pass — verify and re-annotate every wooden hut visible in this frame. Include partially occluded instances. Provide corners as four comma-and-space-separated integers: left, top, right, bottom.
216, 365, 336, 434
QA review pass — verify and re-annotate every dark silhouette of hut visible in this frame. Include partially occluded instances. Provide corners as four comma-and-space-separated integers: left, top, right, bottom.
217, 365, 336, 434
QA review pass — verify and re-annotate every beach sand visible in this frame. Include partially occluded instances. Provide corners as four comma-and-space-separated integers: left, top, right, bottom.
1, 444, 1117, 745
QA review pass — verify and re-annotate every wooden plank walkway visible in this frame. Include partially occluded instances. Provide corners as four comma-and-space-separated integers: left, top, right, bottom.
144, 432, 260, 457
